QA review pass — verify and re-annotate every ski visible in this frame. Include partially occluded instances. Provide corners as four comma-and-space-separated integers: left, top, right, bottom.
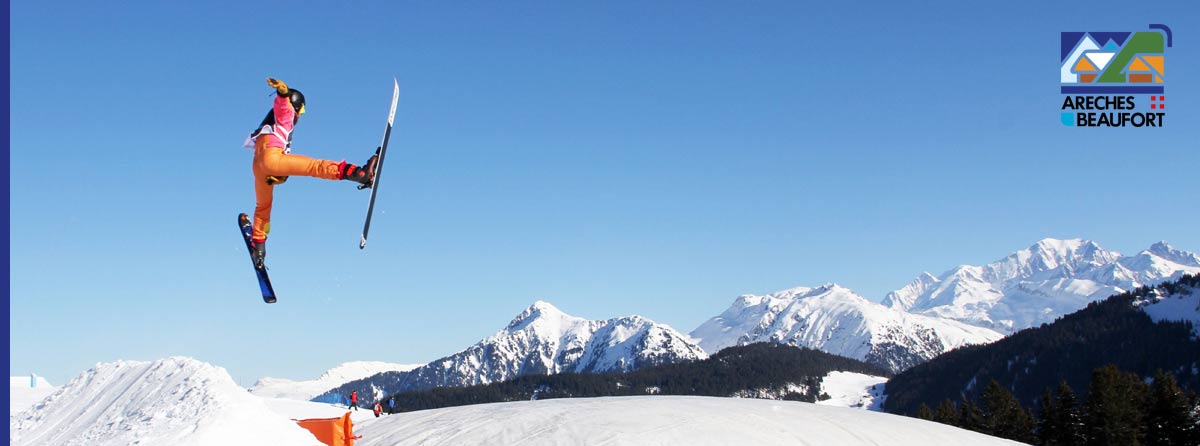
360, 78, 400, 249
238, 213, 277, 303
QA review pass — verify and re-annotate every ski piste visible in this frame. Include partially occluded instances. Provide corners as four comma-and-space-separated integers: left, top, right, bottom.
360, 78, 399, 249
238, 213, 277, 304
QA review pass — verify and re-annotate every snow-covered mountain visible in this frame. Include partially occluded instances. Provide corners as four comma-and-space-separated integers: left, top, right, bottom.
320, 301, 707, 404
249, 361, 421, 400
690, 284, 1003, 373
9, 357, 319, 446
882, 239, 1200, 332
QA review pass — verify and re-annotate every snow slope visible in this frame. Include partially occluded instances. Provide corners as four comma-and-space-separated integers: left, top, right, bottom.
10, 375, 57, 413
817, 371, 888, 410
691, 284, 1002, 372
883, 239, 1200, 332
1135, 280, 1200, 338
354, 396, 1023, 446
250, 361, 421, 400
9, 357, 319, 446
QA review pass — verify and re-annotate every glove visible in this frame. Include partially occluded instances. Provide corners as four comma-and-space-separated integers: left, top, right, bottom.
266, 77, 289, 96
265, 175, 289, 185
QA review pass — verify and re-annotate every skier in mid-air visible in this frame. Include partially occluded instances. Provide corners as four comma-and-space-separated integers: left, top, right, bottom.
242, 77, 379, 268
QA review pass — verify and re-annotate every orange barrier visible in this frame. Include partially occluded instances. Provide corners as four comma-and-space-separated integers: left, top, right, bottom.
295, 412, 359, 446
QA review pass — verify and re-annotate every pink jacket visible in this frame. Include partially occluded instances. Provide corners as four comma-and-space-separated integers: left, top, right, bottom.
244, 93, 299, 153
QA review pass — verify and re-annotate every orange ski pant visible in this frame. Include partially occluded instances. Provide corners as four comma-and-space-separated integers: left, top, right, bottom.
252, 137, 343, 242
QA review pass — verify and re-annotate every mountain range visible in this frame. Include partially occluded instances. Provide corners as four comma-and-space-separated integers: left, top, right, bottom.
881, 239, 1200, 332
689, 284, 1003, 373
690, 239, 1198, 372
318, 301, 706, 405
310, 238, 1197, 398
883, 273, 1200, 415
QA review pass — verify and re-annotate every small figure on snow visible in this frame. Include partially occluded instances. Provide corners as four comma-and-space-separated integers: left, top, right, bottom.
388, 397, 395, 415
244, 77, 380, 268
373, 401, 382, 418
349, 390, 359, 411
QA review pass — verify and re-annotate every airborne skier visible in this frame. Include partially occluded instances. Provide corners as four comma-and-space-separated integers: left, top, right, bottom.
243, 77, 379, 268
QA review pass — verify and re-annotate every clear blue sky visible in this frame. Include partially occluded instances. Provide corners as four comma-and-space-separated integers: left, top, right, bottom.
10, 1, 1199, 386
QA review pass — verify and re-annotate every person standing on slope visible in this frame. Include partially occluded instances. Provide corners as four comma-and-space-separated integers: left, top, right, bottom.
243, 77, 380, 268
349, 390, 359, 411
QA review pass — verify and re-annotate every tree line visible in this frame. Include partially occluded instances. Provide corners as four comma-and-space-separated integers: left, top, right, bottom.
915, 365, 1199, 445
386, 342, 890, 412
885, 274, 1200, 415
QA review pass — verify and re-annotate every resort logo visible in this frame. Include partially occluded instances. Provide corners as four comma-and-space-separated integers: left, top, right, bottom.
1060, 24, 1171, 127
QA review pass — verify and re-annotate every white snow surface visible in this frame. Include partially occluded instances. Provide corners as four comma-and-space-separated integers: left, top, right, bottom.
817, 371, 888, 410
691, 284, 1002, 372
1135, 282, 1200, 338
250, 361, 421, 401
9, 357, 319, 446
354, 396, 1023, 446
883, 239, 1200, 332
10, 375, 57, 414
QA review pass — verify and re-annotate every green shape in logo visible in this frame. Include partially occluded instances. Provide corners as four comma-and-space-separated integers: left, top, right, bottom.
1099, 32, 1164, 83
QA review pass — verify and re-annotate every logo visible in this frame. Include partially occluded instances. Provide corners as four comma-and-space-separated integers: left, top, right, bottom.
1060, 24, 1171, 127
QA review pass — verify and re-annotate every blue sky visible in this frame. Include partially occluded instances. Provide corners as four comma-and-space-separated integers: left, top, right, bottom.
9, 1, 1199, 386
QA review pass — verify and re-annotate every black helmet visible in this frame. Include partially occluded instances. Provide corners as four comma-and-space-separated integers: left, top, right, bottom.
288, 89, 306, 115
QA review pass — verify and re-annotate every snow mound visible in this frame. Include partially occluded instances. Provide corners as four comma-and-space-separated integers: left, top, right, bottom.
250, 361, 422, 401
10, 375, 57, 413
817, 371, 888, 410
9, 357, 318, 446
354, 396, 1022, 446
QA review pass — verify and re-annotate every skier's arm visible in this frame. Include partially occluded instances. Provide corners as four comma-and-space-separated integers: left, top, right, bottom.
264, 77, 296, 137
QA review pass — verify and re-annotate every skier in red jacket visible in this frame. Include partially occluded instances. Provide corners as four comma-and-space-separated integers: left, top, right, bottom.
349, 390, 359, 411
243, 77, 379, 268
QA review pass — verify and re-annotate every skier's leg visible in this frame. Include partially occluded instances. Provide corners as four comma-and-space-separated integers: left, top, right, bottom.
259, 147, 343, 180
251, 164, 274, 243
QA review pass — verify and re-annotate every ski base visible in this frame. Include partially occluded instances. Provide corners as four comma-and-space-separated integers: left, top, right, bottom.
238, 213, 277, 304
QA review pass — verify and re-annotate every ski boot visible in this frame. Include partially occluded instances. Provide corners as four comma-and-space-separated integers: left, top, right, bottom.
341, 147, 380, 190
251, 240, 266, 269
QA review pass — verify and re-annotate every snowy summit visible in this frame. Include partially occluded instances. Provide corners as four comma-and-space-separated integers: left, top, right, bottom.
691, 284, 1002, 372
882, 238, 1200, 332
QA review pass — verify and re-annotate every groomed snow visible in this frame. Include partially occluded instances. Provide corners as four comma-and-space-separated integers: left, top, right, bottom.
354, 396, 1023, 446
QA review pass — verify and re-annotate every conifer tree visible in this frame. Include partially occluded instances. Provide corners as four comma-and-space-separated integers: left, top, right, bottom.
1053, 382, 1085, 445
1084, 365, 1147, 446
981, 379, 1035, 443
1145, 370, 1198, 446
958, 396, 986, 433
934, 398, 958, 426
1039, 388, 1062, 445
